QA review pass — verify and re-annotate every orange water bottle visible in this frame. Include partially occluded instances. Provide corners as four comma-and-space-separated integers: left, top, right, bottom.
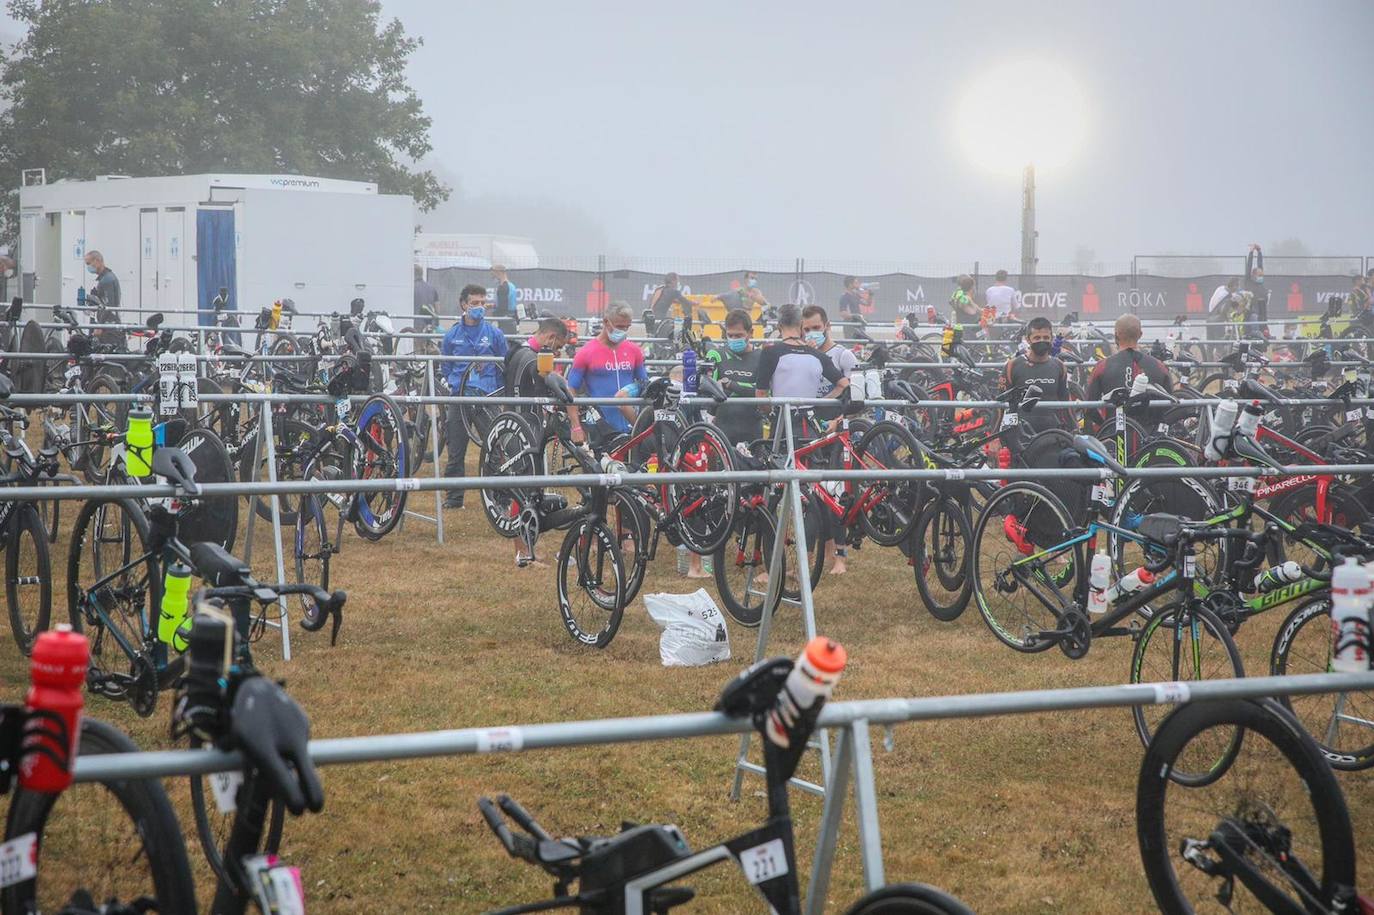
765, 638, 847, 748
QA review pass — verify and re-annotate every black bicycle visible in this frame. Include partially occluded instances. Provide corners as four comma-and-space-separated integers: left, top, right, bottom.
479, 642, 974, 913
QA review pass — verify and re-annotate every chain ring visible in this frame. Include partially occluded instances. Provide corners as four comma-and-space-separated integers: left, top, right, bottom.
1058, 608, 1093, 660
128, 655, 160, 718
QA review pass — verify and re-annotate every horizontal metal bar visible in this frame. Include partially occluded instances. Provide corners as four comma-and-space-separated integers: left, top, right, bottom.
71, 671, 1374, 781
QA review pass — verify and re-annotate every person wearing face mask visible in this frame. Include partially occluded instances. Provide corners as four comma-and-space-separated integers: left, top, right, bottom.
724, 271, 770, 312
441, 284, 509, 508
83, 250, 121, 313
800, 305, 857, 418
704, 309, 764, 446
999, 316, 1072, 432
566, 301, 647, 445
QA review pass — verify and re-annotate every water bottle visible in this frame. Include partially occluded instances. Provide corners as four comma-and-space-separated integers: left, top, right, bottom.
682, 347, 698, 396
1253, 561, 1302, 594
941, 324, 955, 353
863, 367, 882, 400
21, 626, 89, 793
1131, 371, 1152, 397
125, 408, 154, 478
1105, 567, 1155, 602
1205, 399, 1239, 461
1330, 558, 1372, 673
675, 544, 690, 575
76, 286, 86, 310
157, 352, 178, 416
1087, 550, 1111, 614
177, 352, 198, 409
1235, 400, 1263, 439
271, 299, 283, 330
765, 637, 848, 749
1051, 333, 1064, 356
158, 561, 194, 652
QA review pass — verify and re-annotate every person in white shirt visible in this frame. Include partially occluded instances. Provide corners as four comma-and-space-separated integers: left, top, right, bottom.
1208, 277, 1241, 340
984, 270, 1022, 339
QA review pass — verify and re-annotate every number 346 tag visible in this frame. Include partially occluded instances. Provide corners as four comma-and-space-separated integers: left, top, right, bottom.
737, 838, 789, 885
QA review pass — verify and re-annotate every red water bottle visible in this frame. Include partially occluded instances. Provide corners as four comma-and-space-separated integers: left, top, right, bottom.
21, 626, 89, 793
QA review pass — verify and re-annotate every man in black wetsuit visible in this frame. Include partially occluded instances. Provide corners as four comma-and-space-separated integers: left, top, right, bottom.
1085, 313, 1173, 428
999, 316, 1072, 432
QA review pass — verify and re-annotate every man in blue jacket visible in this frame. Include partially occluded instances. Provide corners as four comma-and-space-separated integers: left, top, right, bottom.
442, 283, 508, 507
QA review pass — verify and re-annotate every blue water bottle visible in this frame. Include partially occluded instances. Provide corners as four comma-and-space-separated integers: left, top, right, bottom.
682, 347, 698, 395
76, 286, 86, 310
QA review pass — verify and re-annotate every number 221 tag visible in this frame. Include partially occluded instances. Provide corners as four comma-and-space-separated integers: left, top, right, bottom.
737, 838, 788, 885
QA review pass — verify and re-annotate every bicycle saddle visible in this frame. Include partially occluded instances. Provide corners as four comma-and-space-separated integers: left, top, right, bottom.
273, 369, 314, 392
1136, 513, 1185, 547
697, 375, 728, 403
543, 371, 575, 405
151, 447, 201, 496
189, 541, 253, 588
642, 375, 678, 404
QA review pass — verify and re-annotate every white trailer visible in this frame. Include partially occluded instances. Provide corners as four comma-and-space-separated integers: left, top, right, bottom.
17, 173, 414, 324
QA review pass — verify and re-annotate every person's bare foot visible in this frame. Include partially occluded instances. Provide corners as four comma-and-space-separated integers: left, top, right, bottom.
686, 569, 711, 579
829, 562, 847, 576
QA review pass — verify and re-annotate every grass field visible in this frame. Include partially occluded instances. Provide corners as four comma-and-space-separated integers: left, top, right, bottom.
1, 456, 1370, 913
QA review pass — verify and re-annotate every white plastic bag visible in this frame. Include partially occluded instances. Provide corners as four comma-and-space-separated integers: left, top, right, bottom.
643, 589, 731, 667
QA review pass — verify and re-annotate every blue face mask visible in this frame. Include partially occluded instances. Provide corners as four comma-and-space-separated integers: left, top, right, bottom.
607, 328, 628, 344
747, 278, 758, 289
804, 330, 826, 347
86, 265, 97, 275
726, 338, 748, 353
466, 305, 485, 322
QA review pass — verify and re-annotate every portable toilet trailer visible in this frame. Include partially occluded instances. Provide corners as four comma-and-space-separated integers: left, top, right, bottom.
17, 173, 414, 325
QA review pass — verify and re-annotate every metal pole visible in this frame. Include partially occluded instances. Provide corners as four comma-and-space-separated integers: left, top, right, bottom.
804, 723, 854, 915
849, 718, 884, 892
257, 403, 292, 661
428, 359, 444, 544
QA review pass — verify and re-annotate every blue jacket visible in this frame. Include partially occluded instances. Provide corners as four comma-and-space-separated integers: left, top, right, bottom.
441, 319, 509, 392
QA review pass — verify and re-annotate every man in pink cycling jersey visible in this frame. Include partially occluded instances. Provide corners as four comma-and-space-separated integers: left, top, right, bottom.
566, 301, 647, 445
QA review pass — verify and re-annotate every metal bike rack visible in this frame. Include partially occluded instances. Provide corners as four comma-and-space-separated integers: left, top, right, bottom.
63, 670, 1374, 913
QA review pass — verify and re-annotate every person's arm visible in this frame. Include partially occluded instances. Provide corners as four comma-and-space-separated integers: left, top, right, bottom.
819, 353, 848, 399
754, 346, 777, 412
998, 359, 1013, 395
565, 356, 588, 443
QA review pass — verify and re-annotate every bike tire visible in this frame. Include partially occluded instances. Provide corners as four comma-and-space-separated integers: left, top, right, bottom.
713, 504, 778, 628
1270, 595, 1374, 771
608, 488, 650, 607
176, 426, 240, 554
843, 882, 975, 914
1129, 603, 1245, 786
6, 505, 51, 656
294, 490, 335, 630
1, 719, 198, 915
1137, 698, 1356, 915
913, 497, 972, 622
188, 736, 286, 889
556, 518, 626, 648
241, 416, 315, 526
666, 421, 737, 555
854, 420, 925, 548
479, 411, 544, 539
970, 481, 1079, 653
352, 393, 408, 541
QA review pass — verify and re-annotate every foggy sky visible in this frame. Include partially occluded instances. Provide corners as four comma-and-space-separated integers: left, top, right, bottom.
6, 2, 1372, 268
387, 0, 1374, 268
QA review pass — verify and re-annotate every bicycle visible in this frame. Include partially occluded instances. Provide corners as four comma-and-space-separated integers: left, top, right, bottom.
1137, 695, 1370, 914
479, 639, 974, 914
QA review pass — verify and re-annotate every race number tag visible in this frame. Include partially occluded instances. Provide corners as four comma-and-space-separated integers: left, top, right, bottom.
0, 833, 37, 889
1182, 555, 1196, 579
654, 409, 676, 422
1152, 682, 1192, 705
1115, 411, 1125, 432
1223, 380, 1239, 394
1000, 412, 1019, 429
1365, 406, 1374, 420
334, 397, 351, 421
1090, 482, 1111, 505
209, 769, 244, 814
64, 364, 81, 381
738, 838, 788, 885
1156, 424, 1169, 434
475, 727, 524, 753
1228, 475, 1256, 493
244, 854, 305, 915
1347, 408, 1362, 423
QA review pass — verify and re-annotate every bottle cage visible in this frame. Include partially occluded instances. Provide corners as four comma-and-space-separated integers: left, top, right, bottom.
0, 705, 73, 795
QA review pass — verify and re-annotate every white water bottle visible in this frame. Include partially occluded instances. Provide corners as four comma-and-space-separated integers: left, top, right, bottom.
765, 637, 848, 749
1330, 558, 1372, 673
1087, 550, 1111, 614
157, 352, 178, 416
1131, 370, 1152, 397
1235, 400, 1263, 439
177, 352, 198, 409
1105, 566, 1155, 602
1253, 561, 1302, 594
863, 367, 882, 400
1205, 399, 1239, 461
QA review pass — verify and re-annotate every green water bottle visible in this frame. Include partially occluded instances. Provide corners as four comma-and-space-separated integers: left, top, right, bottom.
158, 561, 193, 651
126, 408, 154, 478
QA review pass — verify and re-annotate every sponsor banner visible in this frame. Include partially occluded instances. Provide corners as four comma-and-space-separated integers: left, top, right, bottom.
427, 267, 1357, 325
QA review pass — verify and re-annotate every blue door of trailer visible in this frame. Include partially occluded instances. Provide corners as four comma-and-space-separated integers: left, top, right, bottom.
196, 208, 236, 328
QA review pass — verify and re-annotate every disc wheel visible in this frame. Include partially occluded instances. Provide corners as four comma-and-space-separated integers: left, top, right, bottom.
6, 505, 52, 655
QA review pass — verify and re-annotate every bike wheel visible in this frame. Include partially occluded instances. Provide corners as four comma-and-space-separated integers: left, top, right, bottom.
81, 372, 125, 475
667, 421, 737, 555
458, 369, 502, 446
479, 412, 544, 539
843, 882, 975, 914
6, 506, 51, 655
607, 488, 650, 607
1129, 603, 1245, 786
970, 482, 1079, 652
556, 519, 626, 648
66, 498, 161, 716
294, 489, 334, 630
241, 415, 315, 526
175, 426, 240, 553
913, 497, 972, 622
1270, 596, 1374, 771
1137, 698, 1356, 915
352, 393, 408, 541
188, 736, 285, 888
854, 420, 925, 547
1110, 474, 1224, 585
1, 719, 197, 915
713, 503, 778, 627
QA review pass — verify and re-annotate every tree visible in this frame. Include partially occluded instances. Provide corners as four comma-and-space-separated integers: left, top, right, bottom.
0, 0, 448, 244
